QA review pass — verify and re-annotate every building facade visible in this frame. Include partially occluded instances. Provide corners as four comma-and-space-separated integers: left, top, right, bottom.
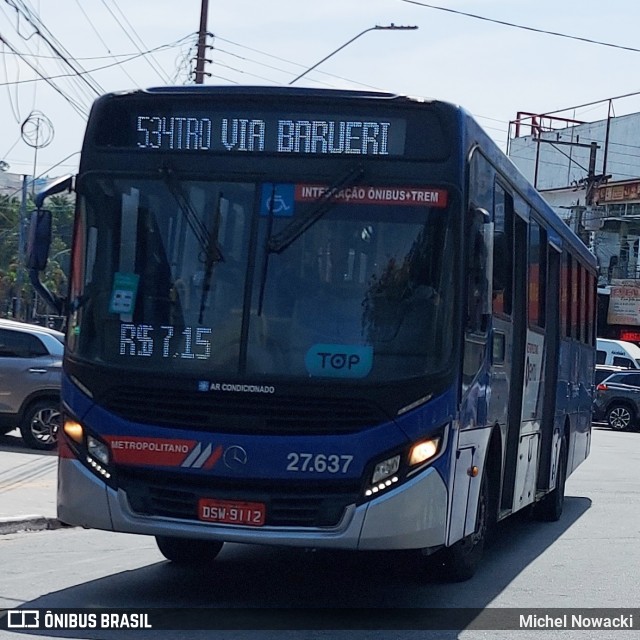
508, 109, 640, 339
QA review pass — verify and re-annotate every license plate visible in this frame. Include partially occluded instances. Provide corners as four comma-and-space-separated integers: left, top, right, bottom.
198, 498, 266, 527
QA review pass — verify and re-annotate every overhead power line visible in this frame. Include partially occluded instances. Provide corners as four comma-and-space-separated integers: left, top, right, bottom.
4, 0, 104, 96
401, 0, 640, 54
73, 0, 138, 87
0, 32, 88, 117
100, 0, 172, 84
0, 35, 196, 87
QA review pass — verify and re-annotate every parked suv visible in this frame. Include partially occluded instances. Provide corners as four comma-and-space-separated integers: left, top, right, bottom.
594, 364, 628, 385
0, 319, 64, 449
593, 370, 640, 431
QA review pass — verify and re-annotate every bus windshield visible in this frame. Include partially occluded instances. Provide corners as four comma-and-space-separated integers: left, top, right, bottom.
68, 174, 458, 384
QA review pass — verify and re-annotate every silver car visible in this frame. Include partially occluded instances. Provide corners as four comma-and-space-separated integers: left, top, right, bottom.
0, 319, 63, 450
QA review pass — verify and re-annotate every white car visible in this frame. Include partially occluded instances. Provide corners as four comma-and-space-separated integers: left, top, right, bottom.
596, 338, 640, 369
0, 318, 64, 450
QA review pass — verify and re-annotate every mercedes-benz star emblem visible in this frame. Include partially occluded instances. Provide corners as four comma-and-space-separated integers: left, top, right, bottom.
223, 445, 248, 469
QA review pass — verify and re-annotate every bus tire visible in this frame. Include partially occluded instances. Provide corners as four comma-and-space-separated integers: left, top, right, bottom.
534, 436, 567, 522
436, 465, 490, 582
155, 536, 224, 564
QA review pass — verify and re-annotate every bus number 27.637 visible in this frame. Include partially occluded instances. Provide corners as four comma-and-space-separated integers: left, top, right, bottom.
286, 453, 354, 474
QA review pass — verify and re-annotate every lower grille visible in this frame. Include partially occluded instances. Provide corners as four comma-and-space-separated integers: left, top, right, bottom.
101, 386, 388, 435
118, 469, 360, 528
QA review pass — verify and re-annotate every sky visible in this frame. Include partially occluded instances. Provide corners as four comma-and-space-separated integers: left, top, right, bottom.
2, 0, 640, 180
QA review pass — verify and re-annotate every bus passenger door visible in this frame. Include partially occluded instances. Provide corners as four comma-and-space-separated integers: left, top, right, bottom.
537, 243, 560, 492
500, 204, 528, 513
512, 220, 550, 510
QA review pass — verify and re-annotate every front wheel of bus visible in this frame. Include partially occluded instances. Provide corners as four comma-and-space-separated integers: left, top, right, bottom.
155, 536, 224, 564
434, 466, 490, 582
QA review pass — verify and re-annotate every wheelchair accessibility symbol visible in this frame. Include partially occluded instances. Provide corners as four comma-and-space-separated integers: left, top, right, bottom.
260, 183, 295, 217
267, 194, 290, 214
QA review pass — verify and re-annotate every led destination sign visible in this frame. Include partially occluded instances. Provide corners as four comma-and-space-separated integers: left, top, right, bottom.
134, 113, 406, 156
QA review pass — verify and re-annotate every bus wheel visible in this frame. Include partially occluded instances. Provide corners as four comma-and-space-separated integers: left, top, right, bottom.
155, 536, 224, 564
534, 437, 567, 522
435, 467, 490, 582
606, 404, 634, 431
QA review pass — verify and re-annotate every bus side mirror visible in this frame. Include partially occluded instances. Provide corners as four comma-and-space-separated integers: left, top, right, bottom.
26, 209, 52, 271
467, 207, 493, 326
26, 208, 63, 315
27, 175, 73, 316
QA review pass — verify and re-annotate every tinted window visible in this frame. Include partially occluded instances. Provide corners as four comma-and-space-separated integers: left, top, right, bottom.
72, 176, 459, 383
610, 373, 640, 386
561, 251, 571, 338
612, 356, 635, 368
0, 329, 48, 358
492, 182, 513, 316
595, 369, 615, 384
528, 220, 546, 328
596, 350, 606, 364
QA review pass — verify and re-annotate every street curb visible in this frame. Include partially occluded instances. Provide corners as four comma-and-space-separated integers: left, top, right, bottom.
0, 515, 68, 535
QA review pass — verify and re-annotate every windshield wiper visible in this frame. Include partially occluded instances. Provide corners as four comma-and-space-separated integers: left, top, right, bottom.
266, 164, 365, 254
160, 166, 225, 265
198, 192, 225, 323
160, 166, 225, 323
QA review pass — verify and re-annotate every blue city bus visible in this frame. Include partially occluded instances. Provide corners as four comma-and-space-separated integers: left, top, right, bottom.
41, 86, 596, 581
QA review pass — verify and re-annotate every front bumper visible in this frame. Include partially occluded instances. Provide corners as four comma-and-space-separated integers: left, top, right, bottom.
57, 457, 448, 551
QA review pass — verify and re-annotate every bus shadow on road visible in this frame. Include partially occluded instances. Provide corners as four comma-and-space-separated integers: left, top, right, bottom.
15, 495, 591, 638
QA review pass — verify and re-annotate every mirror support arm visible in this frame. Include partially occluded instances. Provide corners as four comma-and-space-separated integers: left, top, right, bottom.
28, 268, 64, 316
29, 175, 73, 315
34, 176, 73, 209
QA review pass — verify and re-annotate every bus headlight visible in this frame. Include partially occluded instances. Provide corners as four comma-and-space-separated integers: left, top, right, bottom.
365, 455, 400, 497
63, 418, 84, 444
362, 428, 447, 501
87, 435, 110, 465
87, 435, 112, 479
372, 455, 400, 484
409, 437, 441, 467
61, 414, 113, 483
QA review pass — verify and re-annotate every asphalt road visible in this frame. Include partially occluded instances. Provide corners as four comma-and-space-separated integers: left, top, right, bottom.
0, 426, 639, 640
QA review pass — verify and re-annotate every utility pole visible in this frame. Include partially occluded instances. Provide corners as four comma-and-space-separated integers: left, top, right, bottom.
194, 0, 210, 84
15, 175, 28, 319
534, 138, 611, 248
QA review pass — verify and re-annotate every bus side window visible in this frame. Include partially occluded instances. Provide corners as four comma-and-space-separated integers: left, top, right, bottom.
466, 208, 491, 333
493, 184, 513, 315
462, 207, 491, 391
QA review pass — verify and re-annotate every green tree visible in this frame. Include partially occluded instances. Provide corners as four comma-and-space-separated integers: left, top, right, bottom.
0, 191, 74, 320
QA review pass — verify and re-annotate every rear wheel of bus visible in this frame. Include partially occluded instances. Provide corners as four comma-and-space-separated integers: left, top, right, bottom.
534, 436, 567, 522
155, 536, 224, 564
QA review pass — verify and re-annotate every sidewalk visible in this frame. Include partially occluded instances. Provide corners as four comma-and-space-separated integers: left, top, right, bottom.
0, 430, 61, 534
